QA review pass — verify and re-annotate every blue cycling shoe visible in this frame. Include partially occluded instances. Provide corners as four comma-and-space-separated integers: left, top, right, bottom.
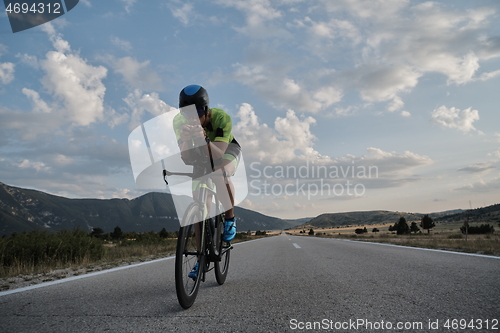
222, 217, 236, 242
188, 262, 199, 280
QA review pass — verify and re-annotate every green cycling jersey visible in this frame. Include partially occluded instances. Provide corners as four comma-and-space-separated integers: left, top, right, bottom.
173, 107, 235, 144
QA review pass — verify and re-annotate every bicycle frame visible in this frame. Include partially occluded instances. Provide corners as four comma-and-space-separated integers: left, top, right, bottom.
163, 157, 231, 274
167, 140, 233, 308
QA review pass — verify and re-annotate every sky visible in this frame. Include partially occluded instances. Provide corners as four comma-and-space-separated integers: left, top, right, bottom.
0, 0, 499, 220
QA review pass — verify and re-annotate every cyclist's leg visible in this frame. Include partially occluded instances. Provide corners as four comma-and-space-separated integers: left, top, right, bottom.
212, 147, 240, 242
211, 162, 236, 219
211, 142, 240, 218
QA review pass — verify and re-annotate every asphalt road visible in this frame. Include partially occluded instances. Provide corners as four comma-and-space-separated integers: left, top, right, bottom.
1, 235, 499, 333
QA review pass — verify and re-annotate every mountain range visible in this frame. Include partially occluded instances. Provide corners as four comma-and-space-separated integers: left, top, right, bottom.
1, 182, 498, 236
0, 182, 299, 235
303, 206, 499, 229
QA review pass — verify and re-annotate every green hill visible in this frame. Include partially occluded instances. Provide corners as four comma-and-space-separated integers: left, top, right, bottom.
301, 205, 499, 230
434, 204, 500, 224
306, 211, 423, 228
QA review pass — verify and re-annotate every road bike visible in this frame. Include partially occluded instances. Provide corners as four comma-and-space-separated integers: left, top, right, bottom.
163, 140, 232, 309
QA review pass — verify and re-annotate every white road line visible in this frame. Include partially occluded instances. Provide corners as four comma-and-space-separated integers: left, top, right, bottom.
293, 243, 301, 249
0, 256, 175, 297
338, 239, 500, 259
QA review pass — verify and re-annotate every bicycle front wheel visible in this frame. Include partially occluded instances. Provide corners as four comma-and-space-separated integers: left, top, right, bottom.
214, 214, 230, 285
175, 203, 205, 309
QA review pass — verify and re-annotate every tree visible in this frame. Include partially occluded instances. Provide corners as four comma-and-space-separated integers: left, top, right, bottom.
372, 228, 379, 233
389, 217, 409, 235
421, 215, 435, 234
158, 228, 169, 239
355, 227, 368, 234
308, 228, 315, 235
460, 224, 495, 234
410, 222, 420, 234
90, 227, 104, 239
111, 226, 123, 240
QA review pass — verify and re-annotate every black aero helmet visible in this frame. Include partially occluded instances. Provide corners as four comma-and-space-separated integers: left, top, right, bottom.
179, 85, 209, 109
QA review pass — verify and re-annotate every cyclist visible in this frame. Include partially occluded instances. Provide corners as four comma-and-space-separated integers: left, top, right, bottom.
173, 85, 241, 278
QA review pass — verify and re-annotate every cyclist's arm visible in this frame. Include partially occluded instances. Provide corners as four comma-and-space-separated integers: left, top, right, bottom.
179, 141, 192, 163
208, 141, 228, 160
209, 110, 232, 160
178, 124, 193, 163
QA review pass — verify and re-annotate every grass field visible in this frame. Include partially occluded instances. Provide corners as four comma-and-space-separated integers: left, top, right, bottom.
0, 233, 269, 291
285, 221, 500, 256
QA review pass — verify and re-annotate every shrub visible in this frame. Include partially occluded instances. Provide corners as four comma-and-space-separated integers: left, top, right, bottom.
460, 224, 495, 235
0, 229, 104, 269
355, 228, 368, 234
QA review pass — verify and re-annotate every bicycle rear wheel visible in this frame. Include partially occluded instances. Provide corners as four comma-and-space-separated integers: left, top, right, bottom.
175, 203, 205, 309
214, 214, 230, 285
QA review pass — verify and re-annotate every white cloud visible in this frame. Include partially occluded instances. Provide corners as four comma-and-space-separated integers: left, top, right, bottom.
380, 3, 494, 85
478, 36, 500, 60
0, 28, 112, 140
320, 0, 409, 20
111, 56, 163, 91
234, 103, 432, 180
40, 22, 57, 35
234, 103, 330, 164
50, 154, 74, 167
214, 2, 500, 115
455, 178, 500, 193
0, 44, 7, 56
120, 0, 136, 13
444, 52, 479, 85
0, 62, 15, 84
105, 107, 130, 128
313, 87, 343, 107
301, 16, 362, 44
476, 70, 500, 81
22, 88, 52, 113
123, 89, 173, 129
353, 64, 421, 111
488, 149, 500, 159
111, 37, 132, 52
15, 159, 51, 173
458, 162, 496, 174
330, 106, 356, 117
229, 63, 342, 113
401, 111, 411, 117
215, 0, 291, 39
349, 147, 433, 176
169, 3, 193, 25
430, 105, 480, 133
40, 48, 107, 126
16, 53, 39, 69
